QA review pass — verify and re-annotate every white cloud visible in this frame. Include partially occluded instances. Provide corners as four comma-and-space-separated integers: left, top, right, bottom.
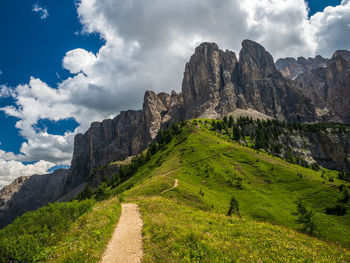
0, 154, 55, 189
310, 1, 350, 57
63, 49, 97, 74
32, 4, 49, 20
2, 0, 350, 187
0, 85, 13, 98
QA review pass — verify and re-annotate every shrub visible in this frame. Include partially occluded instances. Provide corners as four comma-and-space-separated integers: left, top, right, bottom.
293, 200, 317, 236
340, 188, 350, 203
77, 185, 93, 201
94, 182, 112, 201
325, 204, 347, 216
311, 162, 320, 171
227, 195, 241, 218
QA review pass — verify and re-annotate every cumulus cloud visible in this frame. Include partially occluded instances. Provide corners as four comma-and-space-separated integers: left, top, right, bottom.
63, 49, 97, 74
32, 4, 49, 20
0, 154, 55, 188
0, 85, 13, 98
310, 1, 350, 57
2, 0, 350, 187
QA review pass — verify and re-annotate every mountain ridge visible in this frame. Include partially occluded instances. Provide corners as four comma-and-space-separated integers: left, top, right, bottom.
1, 39, 350, 228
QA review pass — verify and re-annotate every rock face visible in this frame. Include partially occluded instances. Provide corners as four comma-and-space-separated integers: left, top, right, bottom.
275, 55, 327, 80
239, 124, 350, 171
1, 39, 349, 228
279, 129, 350, 171
293, 50, 350, 123
238, 40, 317, 122
182, 40, 318, 122
62, 90, 183, 194
0, 169, 67, 228
182, 42, 239, 119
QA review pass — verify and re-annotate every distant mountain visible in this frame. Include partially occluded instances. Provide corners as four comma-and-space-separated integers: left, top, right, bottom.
275, 55, 327, 80
0, 169, 67, 228
276, 50, 350, 123
1, 39, 350, 228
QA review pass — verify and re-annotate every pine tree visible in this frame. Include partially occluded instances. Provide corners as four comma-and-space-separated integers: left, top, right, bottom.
294, 200, 317, 235
228, 115, 234, 128
227, 195, 241, 217
233, 125, 241, 141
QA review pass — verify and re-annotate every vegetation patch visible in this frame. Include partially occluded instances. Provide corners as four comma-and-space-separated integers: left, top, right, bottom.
0, 200, 94, 263
140, 197, 350, 263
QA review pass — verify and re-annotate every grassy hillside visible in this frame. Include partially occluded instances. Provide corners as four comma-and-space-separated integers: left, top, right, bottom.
2, 119, 350, 262
113, 120, 350, 261
0, 198, 121, 263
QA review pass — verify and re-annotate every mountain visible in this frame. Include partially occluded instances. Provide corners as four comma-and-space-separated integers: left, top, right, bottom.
294, 50, 350, 123
0, 169, 67, 228
1, 39, 349, 228
63, 40, 319, 197
1, 121, 349, 262
275, 55, 327, 80
276, 50, 350, 123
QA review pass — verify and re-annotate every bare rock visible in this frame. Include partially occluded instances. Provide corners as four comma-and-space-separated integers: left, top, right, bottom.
0, 169, 68, 228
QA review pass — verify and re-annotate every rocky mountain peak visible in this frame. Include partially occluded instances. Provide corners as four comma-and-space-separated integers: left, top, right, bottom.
239, 39, 278, 83
332, 50, 350, 62
276, 54, 327, 80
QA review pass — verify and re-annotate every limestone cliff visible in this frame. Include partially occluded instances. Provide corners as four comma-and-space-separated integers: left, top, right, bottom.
294, 50, 350, 123
275, 55, 327, 80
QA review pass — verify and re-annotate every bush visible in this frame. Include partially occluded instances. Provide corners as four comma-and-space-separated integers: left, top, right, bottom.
293, 200, 317, 236
227, 195, 241, 218
325, 204, 347, 216
340, 188, 350, 203
311, 162, 320, 171
94, 182, 112, 201
77, 185, 93, 201
338, 171, 350, 182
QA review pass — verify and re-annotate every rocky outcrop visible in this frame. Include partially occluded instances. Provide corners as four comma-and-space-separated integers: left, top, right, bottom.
239, 123, 350, 171
63, 90, 182, 194
275, 55, 327, 80
182, 42, 239, 119
238, 40, 318, 122
181, 40, 318, 122
0, 169, 67, 228
294, 50, 350, 123
278, 129, 350, 171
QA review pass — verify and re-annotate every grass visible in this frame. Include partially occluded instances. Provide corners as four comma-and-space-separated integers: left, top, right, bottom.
0, 198, 121, 263
140, 197, 350, 262
113, 120, 350, 261
42, 197, 121, 262
0, 200, 94, 263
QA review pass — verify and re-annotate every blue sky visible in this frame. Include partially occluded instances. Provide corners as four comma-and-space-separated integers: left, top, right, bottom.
307, 0, 341, 15
0, 0, 103, 154
0, 0, 349, 188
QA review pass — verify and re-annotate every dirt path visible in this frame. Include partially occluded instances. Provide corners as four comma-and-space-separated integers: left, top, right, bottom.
160, 179, 179, 194
100, 203, 143, 263
161, 167, 182, 176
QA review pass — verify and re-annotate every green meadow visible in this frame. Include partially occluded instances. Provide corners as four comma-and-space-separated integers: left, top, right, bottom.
1, 120, 349, 262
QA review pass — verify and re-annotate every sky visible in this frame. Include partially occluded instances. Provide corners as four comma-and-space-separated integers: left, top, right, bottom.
0, 0, 349, 188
